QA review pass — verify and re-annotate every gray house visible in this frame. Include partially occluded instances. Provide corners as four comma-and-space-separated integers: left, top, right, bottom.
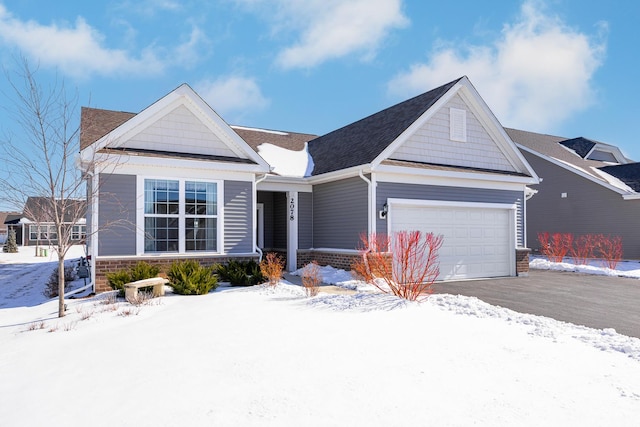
3, 197, 86, 247
79, 77, 539, 292
507, 128, 640, 258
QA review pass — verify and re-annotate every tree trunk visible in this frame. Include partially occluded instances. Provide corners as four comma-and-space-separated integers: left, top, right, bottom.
58, 256, 65, 317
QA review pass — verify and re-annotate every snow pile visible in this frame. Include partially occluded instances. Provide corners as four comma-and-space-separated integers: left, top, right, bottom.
292, 263, 377, 291
530, 256, 640, 279
1, 249, 640, 425
256, 142, 314, 177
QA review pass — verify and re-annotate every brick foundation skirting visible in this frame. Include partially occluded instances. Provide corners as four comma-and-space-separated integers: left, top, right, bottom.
94, 254, 259, 293
296, 250, 363, 271
515, 248, 531, 276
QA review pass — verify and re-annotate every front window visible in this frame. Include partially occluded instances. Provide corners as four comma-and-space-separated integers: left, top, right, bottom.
185, 181, 217, 251
144, 179, 218, 253
29, 224, 58, 241
71, 225, 86, 241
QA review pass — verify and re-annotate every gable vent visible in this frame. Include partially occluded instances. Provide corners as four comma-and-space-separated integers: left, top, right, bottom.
450, 108, 467, 142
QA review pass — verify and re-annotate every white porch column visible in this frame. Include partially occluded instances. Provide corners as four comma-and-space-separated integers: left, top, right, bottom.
286, 191, 298, 272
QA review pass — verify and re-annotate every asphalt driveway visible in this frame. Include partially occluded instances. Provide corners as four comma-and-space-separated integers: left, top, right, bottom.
432, 270, 640, 338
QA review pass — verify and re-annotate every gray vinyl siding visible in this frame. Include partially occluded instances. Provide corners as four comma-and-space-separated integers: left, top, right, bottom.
313, 177, 368, 249
224, 180, 253, 254
298, 192, 313, 249
376, 182, 525, 247
523, 152, 640, 258
98, 173, 136, 256
273, 192, 287, 249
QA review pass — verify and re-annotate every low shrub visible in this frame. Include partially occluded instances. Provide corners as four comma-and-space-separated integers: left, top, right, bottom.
106, 261, 159, 296
354, 231, 443, 301
596, 234, 623, 270
302, 261, 321, 297
260, 253, 284, 287
44, 266, 76, 298
538, 232, 573, 263
540, 232, 623, 269
216, 259, 265, 286
129, 262, 160, 281
168, 259, 218, 295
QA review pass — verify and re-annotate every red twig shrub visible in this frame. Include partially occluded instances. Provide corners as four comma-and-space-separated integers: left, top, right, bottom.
302, 261, 321, 297
595, 234, 623, 270
354, 231, 443, 302
570, 234, 597, 265
540, 232, 624, 269
537, 232, 573, 262
260, 252, 284, 287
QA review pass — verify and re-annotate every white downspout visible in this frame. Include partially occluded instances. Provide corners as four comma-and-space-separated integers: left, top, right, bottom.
358, 170, 374, 237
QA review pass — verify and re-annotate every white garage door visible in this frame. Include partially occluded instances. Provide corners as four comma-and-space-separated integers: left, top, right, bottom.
389, 201, 514, 280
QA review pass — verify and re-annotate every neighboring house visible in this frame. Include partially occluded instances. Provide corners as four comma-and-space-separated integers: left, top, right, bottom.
3, 197, 87, 247
507, 128, 640, 258
79, 76, 539, 293
0, 211, 21, 244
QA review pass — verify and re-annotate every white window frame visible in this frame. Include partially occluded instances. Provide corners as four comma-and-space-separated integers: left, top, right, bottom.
29, 224, 57, 241
138, 177, 223, 255
450, 107, 467, 142
71, 224, 87, 240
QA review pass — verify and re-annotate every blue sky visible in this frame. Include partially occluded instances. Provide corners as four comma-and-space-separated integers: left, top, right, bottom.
0, 0, 637, 162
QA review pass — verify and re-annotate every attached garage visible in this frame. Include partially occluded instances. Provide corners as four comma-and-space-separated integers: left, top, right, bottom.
387, 199, 516, 280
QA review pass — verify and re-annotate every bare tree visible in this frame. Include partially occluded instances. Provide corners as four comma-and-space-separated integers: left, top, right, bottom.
0, 57, 86, 317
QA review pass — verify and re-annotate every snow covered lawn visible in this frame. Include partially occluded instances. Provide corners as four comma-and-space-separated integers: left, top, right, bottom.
1, 250, 640, 426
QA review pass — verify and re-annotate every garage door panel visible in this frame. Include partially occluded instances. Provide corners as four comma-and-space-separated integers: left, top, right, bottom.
390, 203, 513, 280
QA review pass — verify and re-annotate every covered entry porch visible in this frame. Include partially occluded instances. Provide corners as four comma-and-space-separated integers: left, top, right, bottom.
256, 180, 312, 272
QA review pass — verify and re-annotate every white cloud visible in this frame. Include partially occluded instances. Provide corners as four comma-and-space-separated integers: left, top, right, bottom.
196, 75, 270, 121
387, 1, 607, 131
0, 4, 209, 79
0, 5, 164, 78
174, 26, 211, 68
235, 0, 408, 69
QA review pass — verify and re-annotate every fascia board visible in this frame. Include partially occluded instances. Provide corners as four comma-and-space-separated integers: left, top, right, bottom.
517, 144, 634, 197
257, 178, 313, 193
93, 152, 269, 174
373, 162, 538, 186
305, 165, 372, 185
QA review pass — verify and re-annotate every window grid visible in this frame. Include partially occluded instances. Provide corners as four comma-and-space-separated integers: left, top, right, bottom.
29, 224, 58, 241
143, 179, 218, 254
185, 181, 217, 253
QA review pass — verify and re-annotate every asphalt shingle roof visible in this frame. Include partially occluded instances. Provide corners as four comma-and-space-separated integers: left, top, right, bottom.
307, 77, 463, 176
599, 163, 640, 192
558, 137, 596, 158
80, 107, 135, 150
506, 128, 612, 181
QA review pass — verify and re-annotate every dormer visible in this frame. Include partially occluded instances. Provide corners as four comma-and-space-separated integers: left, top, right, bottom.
559, 137, 627, 164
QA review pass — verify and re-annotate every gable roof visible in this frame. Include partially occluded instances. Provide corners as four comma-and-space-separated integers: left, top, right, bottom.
507, 127, 638, 195
0, 211, 21, 227
22, 197, 86, 223
79, 84, 271, 172
307, 78, 463, 176
507, 128, 612, 180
